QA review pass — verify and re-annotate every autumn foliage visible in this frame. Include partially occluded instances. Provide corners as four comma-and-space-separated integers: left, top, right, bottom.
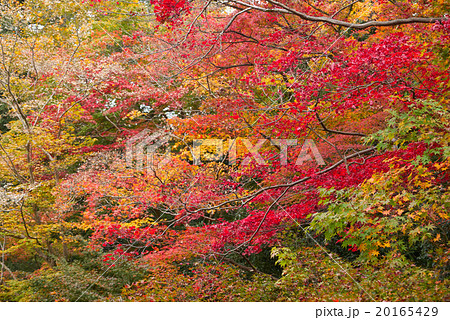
0, 0, 448, 301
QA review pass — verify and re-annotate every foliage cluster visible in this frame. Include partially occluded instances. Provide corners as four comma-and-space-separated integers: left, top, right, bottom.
0, 0, 448, 301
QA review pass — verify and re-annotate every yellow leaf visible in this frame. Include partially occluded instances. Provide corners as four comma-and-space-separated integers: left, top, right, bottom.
369, 250, 379, 256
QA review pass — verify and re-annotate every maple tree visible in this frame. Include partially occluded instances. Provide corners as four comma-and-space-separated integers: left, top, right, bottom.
0, 0, 448, 301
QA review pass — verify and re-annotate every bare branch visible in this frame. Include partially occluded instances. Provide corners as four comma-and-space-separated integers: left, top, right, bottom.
220, 0, 444, 30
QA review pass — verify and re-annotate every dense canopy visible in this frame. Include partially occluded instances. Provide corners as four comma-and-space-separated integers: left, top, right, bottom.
0, 0, 449, 301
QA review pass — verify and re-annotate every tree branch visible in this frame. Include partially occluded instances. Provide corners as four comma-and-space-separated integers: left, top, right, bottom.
222, 0, 444, 30
315, 111, 366, 137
